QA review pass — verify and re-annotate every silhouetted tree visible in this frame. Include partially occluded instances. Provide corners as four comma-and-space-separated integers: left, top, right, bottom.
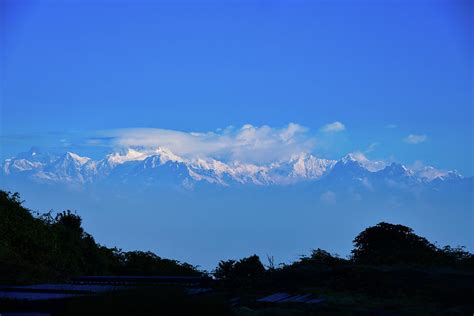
214, 259, 237, 281
117, 251, 200, 276
214, 255, 265, 286
0, 190, 201, 284
233, 255, 265, 279
55, 210, 84, 235
351, 222, 438, 265
299, 248, 347, 266
439, 246, 474, 269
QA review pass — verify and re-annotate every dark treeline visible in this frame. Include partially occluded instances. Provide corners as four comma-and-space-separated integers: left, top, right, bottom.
0, 191, 200, 284
210, 223, 474, 313
1, 189, 473, 286
213, 224, 474, 288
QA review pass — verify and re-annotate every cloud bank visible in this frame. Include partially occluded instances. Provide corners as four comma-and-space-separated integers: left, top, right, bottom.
98, 123, 316, 164
320, 121, 345, 133
404, 134, 427, 144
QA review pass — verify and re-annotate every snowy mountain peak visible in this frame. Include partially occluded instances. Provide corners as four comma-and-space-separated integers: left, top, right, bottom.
154, 147, 185, 164
24, 147, 41, 158
106, 148, 149, 166
380, 162, 413, 178
341, 153, 360, 164
103, 147, 185, 170
440, 170, 463, 180
3, 159, 43, 175
65, 152, 91, 165
15, 147, 56, 163
340, 152, 385, 172
338, 154, 367, 172
1, 148, 466, 188
417, 167, 463, 182
288, 153, 335, 179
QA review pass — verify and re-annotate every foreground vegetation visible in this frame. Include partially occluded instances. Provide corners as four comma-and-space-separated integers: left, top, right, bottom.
0, 191, 200, 284
1, 190, 473, 314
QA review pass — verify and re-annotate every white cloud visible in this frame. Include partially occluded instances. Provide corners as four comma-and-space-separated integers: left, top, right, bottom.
320, 191, 336, 204
347, 151, 386, 172
98, 123, 316, 164
364, 142, 379, 153
385, 124, 397, 129
320, 121, 345, 133
404, 134, 427, 144
409, 160, 449, 181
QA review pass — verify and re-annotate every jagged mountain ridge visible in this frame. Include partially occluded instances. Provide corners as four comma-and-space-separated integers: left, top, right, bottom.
1, 147, 464, 188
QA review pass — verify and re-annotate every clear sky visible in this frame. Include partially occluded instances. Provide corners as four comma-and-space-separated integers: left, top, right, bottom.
1, 0, 473, 175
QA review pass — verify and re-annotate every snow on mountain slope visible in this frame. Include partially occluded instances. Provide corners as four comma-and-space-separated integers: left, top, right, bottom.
2, 148, 57, 175
341, 152, 386, 172
410, 165, 462, 182
3, 159, 43, 175
32, 152, 93, 183
106, 148, 150, 166
0, 147, 465, 188
287, 153, 336, 179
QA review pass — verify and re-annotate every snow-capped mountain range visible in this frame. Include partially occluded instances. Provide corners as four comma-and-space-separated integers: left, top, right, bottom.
1, 147, 465, 188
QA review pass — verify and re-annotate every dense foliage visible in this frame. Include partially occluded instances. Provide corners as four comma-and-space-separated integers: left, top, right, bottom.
214, 255, 265, 286
1, 189, 473, 289
0, 191, 201, 284
351, 222, 474, 268
209, 224, 474, 313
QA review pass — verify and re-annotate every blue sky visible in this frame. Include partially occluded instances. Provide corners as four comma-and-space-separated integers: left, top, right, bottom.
1, 0, 473, 174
